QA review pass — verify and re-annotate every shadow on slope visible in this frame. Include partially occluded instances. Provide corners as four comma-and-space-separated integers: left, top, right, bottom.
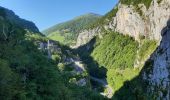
75, 37, 108, 78
112, 19, 170, 100
74, 37, 108, 92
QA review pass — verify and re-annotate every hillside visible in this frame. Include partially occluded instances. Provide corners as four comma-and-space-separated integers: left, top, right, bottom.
0, 7, 106, 100
1, 0, 170, 99
0, 7, 39, 33
43, 13, 101, 45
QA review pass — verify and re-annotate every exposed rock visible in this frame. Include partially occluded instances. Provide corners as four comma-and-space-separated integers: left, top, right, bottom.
75, 0, 170, 47
38, 40, 61, 59
143, 20, 170, 99
76, 78, 87, 87
121, 0, 170, 41
113, 4, 146, 40
76, 27, 101, 47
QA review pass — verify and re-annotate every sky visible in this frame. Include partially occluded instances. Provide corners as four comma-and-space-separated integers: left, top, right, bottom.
0, 0, 119, 31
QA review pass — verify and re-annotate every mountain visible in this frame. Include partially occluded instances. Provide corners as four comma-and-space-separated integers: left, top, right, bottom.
43, 13, 101, 45
74, 0, 170, 99
75, 0, 170, 47
1, 0, 170, 99
0, 6, 39, 33
0, 7, 106, 100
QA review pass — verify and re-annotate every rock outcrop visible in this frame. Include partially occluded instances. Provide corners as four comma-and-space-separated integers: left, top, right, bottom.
112, 0, 170, 41
75, 0, 170, 47
142, 20, 170, 99
76, 27, 101, 47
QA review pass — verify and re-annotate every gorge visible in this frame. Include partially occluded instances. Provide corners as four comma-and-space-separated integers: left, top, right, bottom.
1, 0, 170, 100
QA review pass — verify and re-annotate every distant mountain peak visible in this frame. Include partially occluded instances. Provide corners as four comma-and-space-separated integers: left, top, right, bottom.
73, 13, 102, 20
84, 13, 102, 16
43, 13, 101, 34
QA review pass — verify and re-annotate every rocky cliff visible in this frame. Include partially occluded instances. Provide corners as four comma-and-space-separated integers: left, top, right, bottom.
75, 0, 170, 47
75, 0, 170, 99
142, 20, 170, 99
76, 27, 101, 46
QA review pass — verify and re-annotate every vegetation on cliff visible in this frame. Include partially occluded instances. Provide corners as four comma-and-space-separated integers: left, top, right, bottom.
75, 30, 158, 99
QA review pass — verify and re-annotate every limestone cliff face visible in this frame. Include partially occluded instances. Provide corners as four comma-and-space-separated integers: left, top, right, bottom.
75, 1, 170, 98
111, 0, 170, 41
142, 20, 170, 99
76, 27, 101, 46
76, 0, 170, 47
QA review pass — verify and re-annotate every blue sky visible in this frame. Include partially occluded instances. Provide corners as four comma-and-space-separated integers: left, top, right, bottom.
0, 0, 118, 31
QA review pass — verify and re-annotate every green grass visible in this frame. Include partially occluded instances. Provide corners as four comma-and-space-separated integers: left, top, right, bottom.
43, 13, 101, 45
47, 31, 77, 45
47, 31, 65, 43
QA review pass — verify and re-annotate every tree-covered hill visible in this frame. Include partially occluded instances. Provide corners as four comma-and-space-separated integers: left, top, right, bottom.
43, 13, 101, 45
0, 7, 106, 100
0, 6, 40, 33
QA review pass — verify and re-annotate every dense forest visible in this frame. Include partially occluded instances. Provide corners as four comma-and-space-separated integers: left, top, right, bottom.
0, 7, 107, 100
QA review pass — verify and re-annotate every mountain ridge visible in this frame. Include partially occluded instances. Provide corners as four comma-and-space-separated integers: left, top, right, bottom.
0, 6, 40, 33
43, 13, 102, 45
43, 13, 102, 35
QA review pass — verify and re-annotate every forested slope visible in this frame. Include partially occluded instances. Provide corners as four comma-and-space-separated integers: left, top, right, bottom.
0, 6, 106, 100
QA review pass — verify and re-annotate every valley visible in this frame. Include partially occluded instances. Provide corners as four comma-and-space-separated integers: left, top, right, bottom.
0, 0, 170, 100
